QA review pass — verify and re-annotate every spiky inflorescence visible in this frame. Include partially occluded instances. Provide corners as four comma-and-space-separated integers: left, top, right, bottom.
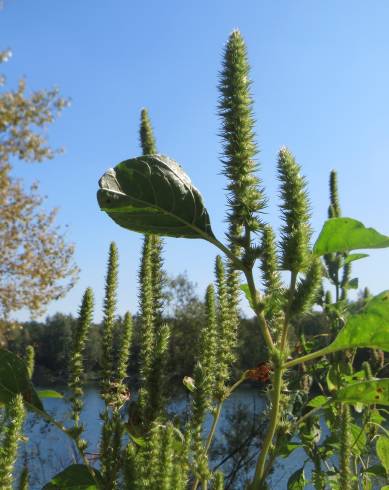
218, 30, 266, 246
116, 311, 133, 385
199, 285, 218, 400
190, 286, 218, 484
215, 256, 237, 397
218, 30, 265, 342
140, 108, 157, 155
339, 404, 352, 490
148, 324, 170, 422
213, 472, 224, 490
25, 345, 35, 379
101, 242, 118, 398
277, 147, 312, 273
134, 422, 188, 489
260, 225, 284, 334
69, 287, 94, 441
291, 257, 322, 315
0, 395, 25, 490
138, 234, 155, 422
137, 108, 168, 427
328, 170, 341, 218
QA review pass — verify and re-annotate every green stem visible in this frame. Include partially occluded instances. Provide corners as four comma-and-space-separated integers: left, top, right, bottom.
244, 268, 274, 351
251, 270, 297, 489
283, 346, 331, 369
251, 366, 283, 488
280, 272, 297, 349
192, 374, 246, 490
205, 402, 223, 453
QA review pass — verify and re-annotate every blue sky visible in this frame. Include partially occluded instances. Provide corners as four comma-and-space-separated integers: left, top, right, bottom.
2, 0, 389, 321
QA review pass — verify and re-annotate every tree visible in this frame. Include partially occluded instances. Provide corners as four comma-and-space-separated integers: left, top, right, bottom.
0, 48, 78, 329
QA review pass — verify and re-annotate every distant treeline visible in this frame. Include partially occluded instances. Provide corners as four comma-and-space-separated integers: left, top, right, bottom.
6, 273, 337, 386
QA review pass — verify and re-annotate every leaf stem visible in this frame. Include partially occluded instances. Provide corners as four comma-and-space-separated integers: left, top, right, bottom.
283, 346, 331, 369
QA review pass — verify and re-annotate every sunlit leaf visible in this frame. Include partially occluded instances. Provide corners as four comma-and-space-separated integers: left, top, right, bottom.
326, 291, 389, 353
279, 442, 302, 458
314, 218, 389, 255
307, 395, 329, 408
43, 464, 102, 489
350, 423, 366, 455
287, 467, 306, 490
97, 155, 214, 240
376, 436, 389, 473
38, 390, 63, 399
362, 464, 387, 478
336, 379, 389, 406
0, 349, 43, 411
240, 284, 254, 309
342, 253, 369, 266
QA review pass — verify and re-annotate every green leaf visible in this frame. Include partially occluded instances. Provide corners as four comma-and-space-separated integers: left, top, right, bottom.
43, 464, 102, 489
336, 379, 389, 406
350, 423, 367, 455
97, 155, 214, 239
307, 395, 329, 408
0, 349, 43, 411
128, 432, 146, 447
287, 468, 306, 490
279, 442, 302, 458
381, 486, 389, 490
362, 464, 387, 478
342, 253, 369, 266
314, 218, 389, 255
326, 291, 389, 353
240, 284, 254, 309
376, 436, 389, 473
38, 390, 63, 399
348, 278, 359, 289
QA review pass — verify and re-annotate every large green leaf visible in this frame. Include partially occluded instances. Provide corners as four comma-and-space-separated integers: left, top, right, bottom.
327, 291, 389, 353
97, 155, 214, 239
43, 464, 102, 489
336, 379, 389, 406
376, 436, 389, 473
314, 218, 389, 255
0, 349, 43, 411
38, 390, 63, 399
287, 468, 306, 490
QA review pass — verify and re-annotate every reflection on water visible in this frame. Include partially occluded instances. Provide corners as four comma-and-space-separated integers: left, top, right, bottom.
18, 386, 305, 489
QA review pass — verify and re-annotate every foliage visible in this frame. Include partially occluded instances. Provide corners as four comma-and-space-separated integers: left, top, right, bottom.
0, 47, 78, 327
1, 30, 389, 490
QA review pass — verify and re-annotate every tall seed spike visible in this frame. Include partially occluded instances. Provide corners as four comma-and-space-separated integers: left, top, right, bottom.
25, 345, 35, 380
215, 256, 237, 395
218, 29, 266, 251
291, 257, 322, 315
329, 170, 341, 218
140, 108, 157, 155
0, 395, 25, 490
277, 147, 312, 273
116, 311, 133, 383
138, 234, 155, 422
69, 287, 94, 429
101, 243, 118, 397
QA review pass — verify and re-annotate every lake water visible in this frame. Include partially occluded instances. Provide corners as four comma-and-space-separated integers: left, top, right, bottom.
18, 386, 309, 489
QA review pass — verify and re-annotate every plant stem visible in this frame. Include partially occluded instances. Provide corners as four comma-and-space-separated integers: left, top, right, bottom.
283, 346, 331, 369
192, 374, 246, 490
205, 402, 223, 453
251, 366, 283, 489
244, 268, 274, 351
280, 272, 297, 349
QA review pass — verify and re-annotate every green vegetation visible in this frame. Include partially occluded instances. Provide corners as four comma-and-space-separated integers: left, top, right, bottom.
1, 30, 389, 490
